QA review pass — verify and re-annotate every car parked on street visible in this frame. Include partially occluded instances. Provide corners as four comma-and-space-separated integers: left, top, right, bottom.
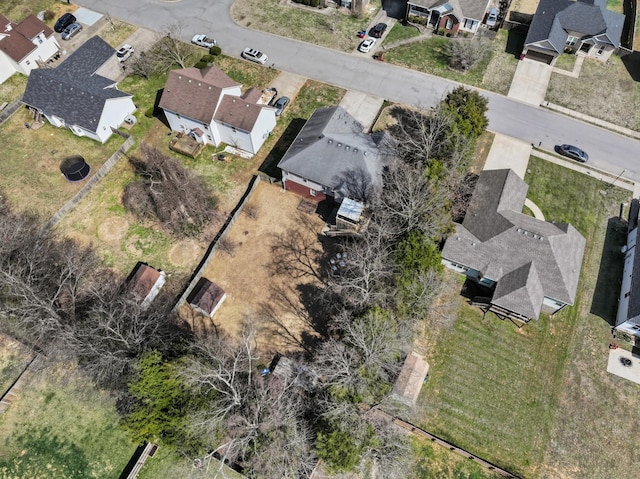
556, 144, 589, 162
358, 37, 376, 53
192, 35, 217, 49
242, 48, 268, 64
370, 23, 388, 38
54, 13, 76, 33
61, 22, 82, 41
116, 44, 134, 62
273, 96, 290, 116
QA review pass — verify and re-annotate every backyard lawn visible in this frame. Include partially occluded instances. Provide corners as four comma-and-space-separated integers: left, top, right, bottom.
413, 157, 633, 478
0, 363, 137, 479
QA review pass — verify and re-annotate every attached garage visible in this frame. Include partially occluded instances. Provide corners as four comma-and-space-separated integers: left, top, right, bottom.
523, 49, 556, 65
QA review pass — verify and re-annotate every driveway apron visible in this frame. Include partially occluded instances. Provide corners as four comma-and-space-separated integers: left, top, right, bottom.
507, 59, 552, 106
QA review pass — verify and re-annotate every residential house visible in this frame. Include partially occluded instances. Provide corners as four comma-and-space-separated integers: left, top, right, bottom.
277, 106, 388, 202
522, 0, 626, 65
125, 262, 166, 310
158, 66, 276, 156
0, 14, 60, 84
406, 0, 493, 36
392, 352, 430, 406
441, 169, 586, 323
615, 199, 640, 345
22, 36, 136, 143
187, 277, 227, 318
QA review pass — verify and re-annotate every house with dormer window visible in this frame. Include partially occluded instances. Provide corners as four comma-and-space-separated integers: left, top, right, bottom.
406, 0, 493, 36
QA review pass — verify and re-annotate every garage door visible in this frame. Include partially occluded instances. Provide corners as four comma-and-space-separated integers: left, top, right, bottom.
525, 50, 555, 64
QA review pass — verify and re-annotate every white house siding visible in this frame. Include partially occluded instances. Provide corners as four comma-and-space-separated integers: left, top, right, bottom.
95, 96, 136, 142
617, 228, 637, 328
0, 53, 17, 84
217, 122, 253, 153
164, 110, 219, 145
248, 108, 276, 153
18, 36, 60, 74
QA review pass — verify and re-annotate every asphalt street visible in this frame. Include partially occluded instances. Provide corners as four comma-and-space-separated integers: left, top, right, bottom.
75, 0, 640, 180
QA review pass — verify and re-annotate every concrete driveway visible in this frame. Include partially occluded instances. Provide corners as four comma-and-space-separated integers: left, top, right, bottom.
507, 58, 552, 106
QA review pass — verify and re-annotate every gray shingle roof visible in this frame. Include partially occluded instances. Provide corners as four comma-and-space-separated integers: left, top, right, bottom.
277, 106, 387, 195
525, 0, 624, 52
22, 36, 130, 134
442, 169, 586, 319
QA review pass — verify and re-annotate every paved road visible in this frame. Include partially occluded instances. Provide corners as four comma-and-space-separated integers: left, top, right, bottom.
75, 0, 640, 181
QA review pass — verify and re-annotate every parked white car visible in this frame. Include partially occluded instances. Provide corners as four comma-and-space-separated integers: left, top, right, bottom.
358, 37, 376, 53
116, 44, 134, 62
192, 35, 217, 49
242, 48, 268, 64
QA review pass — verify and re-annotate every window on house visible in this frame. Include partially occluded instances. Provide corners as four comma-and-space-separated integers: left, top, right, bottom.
463, 18, 474, 29
310, 189, 317, 196
37, 36, 43, 44
232, 127, 237, 133
597, 45, 605, 55
446, 18, 454, 29
625, 292, 631, 298
25, 60, 30, 65
566, 35, 579, 47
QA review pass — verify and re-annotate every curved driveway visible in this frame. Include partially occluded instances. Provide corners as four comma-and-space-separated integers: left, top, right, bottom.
77, 0, 640, 181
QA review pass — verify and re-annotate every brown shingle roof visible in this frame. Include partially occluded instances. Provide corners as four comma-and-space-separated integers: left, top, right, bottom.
15, 14, 53, 38
158, 66, 240, 123
188, 277, 227, 317
214, 95, 262, 132
127, 263, 162, 303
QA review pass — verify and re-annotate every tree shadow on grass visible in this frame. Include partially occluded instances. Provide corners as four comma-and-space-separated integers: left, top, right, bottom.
590, 216, 627, 325
258, 118, 307, 179
0, 425, 90, 479
622, 51, 640, 83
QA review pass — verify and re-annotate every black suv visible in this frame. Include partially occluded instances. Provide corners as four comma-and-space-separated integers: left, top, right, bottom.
370, 23, 388, 38
54, 13, 76, 33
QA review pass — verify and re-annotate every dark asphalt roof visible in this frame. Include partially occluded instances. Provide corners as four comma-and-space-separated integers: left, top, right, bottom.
277, 106, 388, 196
525, 0, 625, 52
22, 36, 130, 134
442, 169, 586, 319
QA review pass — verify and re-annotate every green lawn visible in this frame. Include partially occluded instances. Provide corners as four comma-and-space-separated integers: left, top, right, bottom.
413, 157, 632, 478
137, 447, 244, 479
0, 336, 33, 394
384, 31, 518, 93
0, 364, 137, 479
382, 23, 421, 46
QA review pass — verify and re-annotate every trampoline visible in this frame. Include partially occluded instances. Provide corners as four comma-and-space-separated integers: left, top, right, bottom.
60, 156, 91, 182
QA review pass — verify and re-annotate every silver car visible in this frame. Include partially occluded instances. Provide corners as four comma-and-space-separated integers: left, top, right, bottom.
242, 48, 268, 64
61, 22, 82, 41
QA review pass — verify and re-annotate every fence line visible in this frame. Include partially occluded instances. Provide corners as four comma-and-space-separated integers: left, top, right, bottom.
172, 175, 262, 312
0, 353, 43, 415
370, 407, 522, 479
47, 135, 135, 228
0, 97, 23, 126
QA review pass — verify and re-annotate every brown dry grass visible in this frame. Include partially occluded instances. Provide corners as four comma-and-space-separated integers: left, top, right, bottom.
509, 0, 539, 14
182, 181, 326, 354
546, 55, 640, 131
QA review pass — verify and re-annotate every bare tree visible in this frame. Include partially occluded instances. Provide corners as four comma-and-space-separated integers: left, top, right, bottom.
150, 23, 195, 71
445, 38, 492, 72
123, 145, 218, 237
129, 51, 157, 80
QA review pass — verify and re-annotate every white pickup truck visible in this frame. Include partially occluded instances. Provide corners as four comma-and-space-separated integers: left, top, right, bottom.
191, 35, 217, 48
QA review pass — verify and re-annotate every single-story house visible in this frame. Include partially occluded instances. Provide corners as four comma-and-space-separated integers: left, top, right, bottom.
406, 0, 493, 36
615, 199, 640, 345
277, 106, 388, 202
187, 277, 227, 318
522, 0, 626, 65
441, 169, 586, 323
22, 36, 136, 143
392, 352, 430, 406
158, 66, 276, 156
0, 13, 60, 84
125, 262, 166, 310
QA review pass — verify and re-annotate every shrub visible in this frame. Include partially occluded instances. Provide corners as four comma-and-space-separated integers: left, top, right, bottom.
144, 107, 154, 118
43, 10, 55, 21
200, 54, 215, 64
209, 45, 221, 56
194, 60, 208, 69
310, 0, 320, 7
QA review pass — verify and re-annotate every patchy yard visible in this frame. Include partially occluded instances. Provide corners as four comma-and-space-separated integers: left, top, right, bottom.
546, 55, 640, 131
0, 108, 123, 217
231, 0, 381, 53
413, 157, 632, 478
0, 363, 136, 479
183, 181, 327, 353
0, 335, 34, 395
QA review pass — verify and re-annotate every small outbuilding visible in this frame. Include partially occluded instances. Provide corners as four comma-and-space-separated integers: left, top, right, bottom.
187, 277, 226, 318
125, 262, 166, 310
392, 351, 430, 406
60, 155, 91, 181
